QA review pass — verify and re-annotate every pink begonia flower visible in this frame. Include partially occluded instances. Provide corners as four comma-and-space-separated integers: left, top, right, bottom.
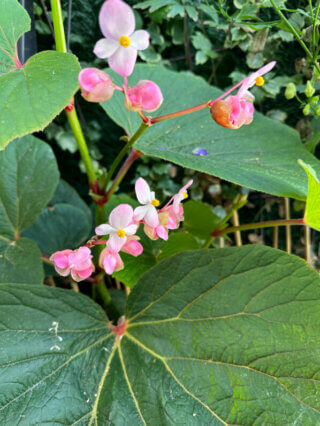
50, 247, 94, 282
161, 179, 193, 228
78, 68, 114, 102
211, 61, 276, 129
134, 178, 160, 228
144, 215, 169, 241
125, 80, 163, 112
95, 204, 138, 252
94, 0, 150, 77
99, 247, 124, 275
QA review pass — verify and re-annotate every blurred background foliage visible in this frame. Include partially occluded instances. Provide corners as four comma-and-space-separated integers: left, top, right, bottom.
34, 0, 320, 264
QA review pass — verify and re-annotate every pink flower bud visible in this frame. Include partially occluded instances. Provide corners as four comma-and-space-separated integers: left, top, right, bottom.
125, 80, 163, 112
210, 96, 254, 130
121, 236, 143, 256
78, 68, 115, 102
50, 249, 73, 277
99, 247, 124, 275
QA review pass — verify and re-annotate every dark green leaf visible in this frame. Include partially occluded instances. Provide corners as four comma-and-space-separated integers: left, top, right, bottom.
0, 136, 59, 240
3, 246, 320, 423
0, 238, 43, 285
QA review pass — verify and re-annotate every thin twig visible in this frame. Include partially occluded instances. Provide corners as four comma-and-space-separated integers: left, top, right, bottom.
284, 198, 291, 254
304, 226, 311, 264
273, 226, 278, 249
232, 211, 242, 246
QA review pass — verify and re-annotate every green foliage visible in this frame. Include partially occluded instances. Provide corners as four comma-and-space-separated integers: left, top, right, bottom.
101, 64, 320, 201
0, 136, 59, 284
23, 180, 92, 256
0, 0, 30, 75
299, 160, 320, 232
0, 0, 81, 149
0, 239, 43, 285
183, 200, 221, 240
2, 246, 320, 423
0, 136, 59, 240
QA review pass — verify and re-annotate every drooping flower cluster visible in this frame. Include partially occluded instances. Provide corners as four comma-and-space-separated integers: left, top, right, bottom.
50, 178, 193, 281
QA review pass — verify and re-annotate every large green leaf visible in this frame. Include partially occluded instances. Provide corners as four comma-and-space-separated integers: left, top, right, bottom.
0, 136, 59, 240
101, 64, 320, 200
2, 246, 320, 423
299, 160, 320, 231
0, 0, 30, 75
0, 239, 43, 284
0, 50, 81, 148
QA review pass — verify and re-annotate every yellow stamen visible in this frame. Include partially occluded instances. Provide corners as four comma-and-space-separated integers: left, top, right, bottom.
255, 76, 264, 86
119, 36, 131, 48
183, 191, 188, 199
151, 199, 160, 207
117, 229, 126, 238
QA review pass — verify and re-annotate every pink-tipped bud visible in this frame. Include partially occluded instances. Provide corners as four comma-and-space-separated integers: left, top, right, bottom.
121, 237, 143, 256
210, 96, 254, 130
125, 80, 163, 112
79, 68, 114, 102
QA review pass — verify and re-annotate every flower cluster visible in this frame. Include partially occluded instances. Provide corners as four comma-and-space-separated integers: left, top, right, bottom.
77, 0, 276, 130
50, 178, 193, 281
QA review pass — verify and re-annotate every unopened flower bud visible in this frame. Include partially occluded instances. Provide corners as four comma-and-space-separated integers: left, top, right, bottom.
210, 96, 254, 130
303, 104, 310, 116
125, 80, 163, 112
78, 68, 114, 102
305, 81, 315, 98
285, 82, 296, 100
310, 96, 319, 105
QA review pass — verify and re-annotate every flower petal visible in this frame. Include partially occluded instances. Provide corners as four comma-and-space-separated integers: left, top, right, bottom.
99, 0, 135, 39
108, 46, 137, 77
95, 223, 115, 235
109, 204, 134, 229
124, 224, 138, 235
156, 225, 168, 241
135, 177, 152, 204
144, 205, 159, 228
103, 253, 117, 274
130, 30, 150, 50
133, 205, 149, 221
93, 38, 119, 59
108, 233, 127, 252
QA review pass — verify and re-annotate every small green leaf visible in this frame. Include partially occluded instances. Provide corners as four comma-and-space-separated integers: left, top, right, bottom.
0, 51, 81, 148
0, 238, 43, 285
0, 136, 59, 240
298, 160, 320, 231
183, 200, 220, 240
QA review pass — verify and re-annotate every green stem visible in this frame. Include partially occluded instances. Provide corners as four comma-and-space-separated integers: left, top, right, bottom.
313, 0, 320, 56
104, 122, 148, 190
213, 218, 305, 238
270, 0, 320, 73
50, 0, 98, 186
66, 108, 97, 185
105, 148, 141, 202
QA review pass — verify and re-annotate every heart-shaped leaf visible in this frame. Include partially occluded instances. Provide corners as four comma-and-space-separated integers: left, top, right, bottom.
0, 136, 59, 240
101, 64, 320, 200
2, 245, 320, 423
0, 0, 81, 148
